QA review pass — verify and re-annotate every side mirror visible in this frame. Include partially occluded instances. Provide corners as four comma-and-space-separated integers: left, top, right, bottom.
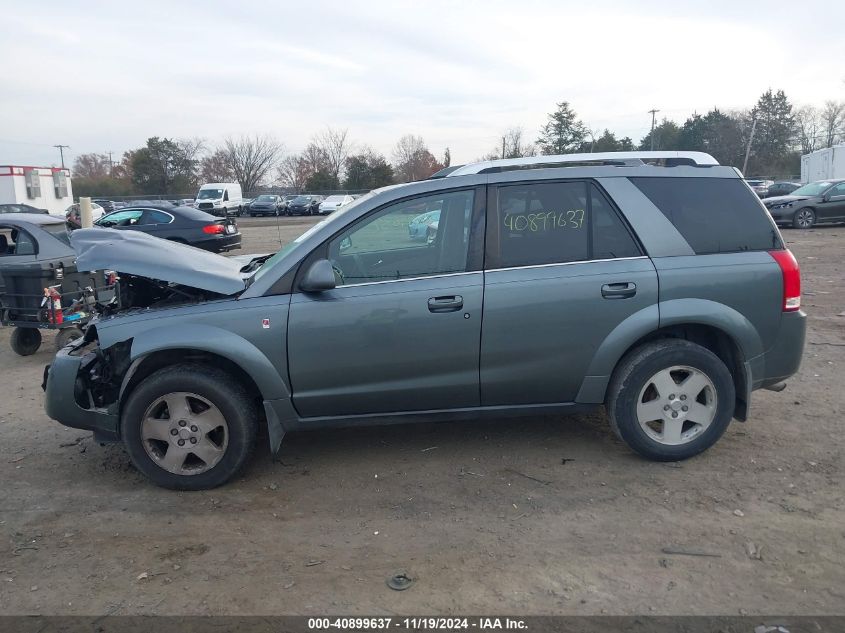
822, 193, 831, 202
339, 236, 352, 252
299, 259, 336, 292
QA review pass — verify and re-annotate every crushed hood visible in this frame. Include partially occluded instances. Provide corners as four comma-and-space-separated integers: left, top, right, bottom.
71, 228, 247, 295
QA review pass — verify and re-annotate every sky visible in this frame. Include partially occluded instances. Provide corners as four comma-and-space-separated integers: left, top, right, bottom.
1, 0, 844, 170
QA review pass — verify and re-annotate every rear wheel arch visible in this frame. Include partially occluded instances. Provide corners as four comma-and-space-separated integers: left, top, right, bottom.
605, 323, 747, 420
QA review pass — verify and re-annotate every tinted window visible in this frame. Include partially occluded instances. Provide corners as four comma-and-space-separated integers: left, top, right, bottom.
495, 181, 589, 267
328, 190, 474, 285
829, 183, 845, 197
630, 177, 781, 254
99, 210, 143, 226
142, 210, 172, 224
591, 185, 641, 259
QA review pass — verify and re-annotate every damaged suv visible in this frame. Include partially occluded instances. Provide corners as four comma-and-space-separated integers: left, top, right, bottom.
43, 151, 806, 490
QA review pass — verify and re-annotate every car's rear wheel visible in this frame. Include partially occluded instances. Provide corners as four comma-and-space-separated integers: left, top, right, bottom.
122, 364, 258, 490
793, 207, 815, 229
607, 339, 734, 461
10, 327, 41, 356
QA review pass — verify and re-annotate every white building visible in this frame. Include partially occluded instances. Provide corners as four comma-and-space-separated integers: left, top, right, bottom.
800, 144, 845, 183
0, 165, 74, 215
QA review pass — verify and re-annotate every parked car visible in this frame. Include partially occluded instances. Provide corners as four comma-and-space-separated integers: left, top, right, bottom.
43, 150, 805, 490
0, 203, 49, 215
765, 182, 801, 198
0, 214, 105, 354
194, 183, 243, 217
745, 179, 774, 197
247, 195, 283, 216
92, 199, 116, 213
318, 194, 355, 215
286, 195, 323, 215
763, 179, 845, 228
179, 199, 195, 207
408, 209, 440, 241
65, 202, 106, 228
94, 204, 241, 253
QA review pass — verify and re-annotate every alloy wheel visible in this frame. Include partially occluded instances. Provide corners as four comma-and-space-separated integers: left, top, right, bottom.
140, 392, 229, 475
635, 366, 717, 446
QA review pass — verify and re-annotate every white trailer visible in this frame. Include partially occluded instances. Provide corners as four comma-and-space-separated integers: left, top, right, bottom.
0, 165, 73, 215
801, 144, 845, 183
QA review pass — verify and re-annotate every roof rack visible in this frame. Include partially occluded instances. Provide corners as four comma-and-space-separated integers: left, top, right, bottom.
444, 151, 719, 177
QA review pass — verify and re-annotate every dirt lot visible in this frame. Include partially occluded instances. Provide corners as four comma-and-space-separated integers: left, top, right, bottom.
1, 218, 844, 616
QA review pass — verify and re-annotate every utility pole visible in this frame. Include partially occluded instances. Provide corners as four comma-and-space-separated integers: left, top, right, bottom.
648, 109, 660, 151
53, 144, 70, 169
107, 151, 114, 176
742, 118, 758, 176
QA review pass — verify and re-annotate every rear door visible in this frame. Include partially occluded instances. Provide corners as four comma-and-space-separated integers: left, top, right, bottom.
287, 187, 485, 418
480, 180, 658, 405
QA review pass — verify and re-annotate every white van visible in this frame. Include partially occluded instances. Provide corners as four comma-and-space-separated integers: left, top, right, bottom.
194, 183, 243, 217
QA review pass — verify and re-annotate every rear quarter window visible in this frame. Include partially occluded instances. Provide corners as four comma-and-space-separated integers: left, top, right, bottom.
630, 177, 782, 254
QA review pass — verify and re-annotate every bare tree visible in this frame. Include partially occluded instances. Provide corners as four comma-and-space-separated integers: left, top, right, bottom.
392, 134, 442, 182
821, 100, 845, 148
499, 127, 536, 158
276, 154, 311, 192
794, 106, 822, 154
72, 153, 111, 179
223, 134, 284, 194
311, 127, 352, 181
199, 149, 234, 183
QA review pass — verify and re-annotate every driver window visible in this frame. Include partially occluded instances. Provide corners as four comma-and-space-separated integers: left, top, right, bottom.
8, 228, 36, 255
328, 190, 474, 286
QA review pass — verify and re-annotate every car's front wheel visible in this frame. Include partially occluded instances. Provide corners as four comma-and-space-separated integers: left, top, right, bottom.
792, 207, 815, 229
122, 364, 258, 490
606, 339, 734, 461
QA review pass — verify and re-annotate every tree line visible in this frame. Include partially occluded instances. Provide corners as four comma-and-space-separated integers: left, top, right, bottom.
72, 130, 449, 198
72, 88, 844, 198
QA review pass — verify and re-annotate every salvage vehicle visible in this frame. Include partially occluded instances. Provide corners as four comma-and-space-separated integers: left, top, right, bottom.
763, 179, 845, 228
43, 151, 806, 490
94, 204, 241, 253
0, 214, 107, 355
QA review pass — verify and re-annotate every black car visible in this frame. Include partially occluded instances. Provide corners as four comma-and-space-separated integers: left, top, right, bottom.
763, 179, 845, 229
0, 203, 49, 215
247, 194, 283, 216
286, 195, 323, 216
764, 182, 801, 198
94, 204, 241, 252
92, 199, 116, 213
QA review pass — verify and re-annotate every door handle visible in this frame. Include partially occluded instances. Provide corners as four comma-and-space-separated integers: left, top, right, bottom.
601, 282, 636, 299
428, 295, 463, 313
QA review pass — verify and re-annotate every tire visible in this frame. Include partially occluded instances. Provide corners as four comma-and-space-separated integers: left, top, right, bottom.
121, 364, 258, 490
10, 327, 42, 356
792, 207, 815, 229
55, 327, 82, 351
606, 339, 735, 462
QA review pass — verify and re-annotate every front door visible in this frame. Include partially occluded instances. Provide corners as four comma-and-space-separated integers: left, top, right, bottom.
287, 188, 484, 418
480, 180, 659, 405
820, 182, 845, 220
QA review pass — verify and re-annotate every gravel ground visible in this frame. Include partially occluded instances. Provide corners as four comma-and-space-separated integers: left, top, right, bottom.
1, 218, 843, 616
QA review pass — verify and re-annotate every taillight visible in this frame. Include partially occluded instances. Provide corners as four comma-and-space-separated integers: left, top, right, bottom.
203, 223, 225, 234
769, 249, 801, 312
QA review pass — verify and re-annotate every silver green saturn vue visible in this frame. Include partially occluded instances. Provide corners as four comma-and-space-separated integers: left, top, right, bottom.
43, 151, 806, 489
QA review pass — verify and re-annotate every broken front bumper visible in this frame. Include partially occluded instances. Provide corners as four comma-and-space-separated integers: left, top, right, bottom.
43, 341, 120, 441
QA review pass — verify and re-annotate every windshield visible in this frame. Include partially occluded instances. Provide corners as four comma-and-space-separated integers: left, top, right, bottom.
43, 223, 72, 246
197, 189, 223, 199
292, 196, 311, 204
256, 195, 275, 202
791, 181, 833, 197
252, 192, 375, 282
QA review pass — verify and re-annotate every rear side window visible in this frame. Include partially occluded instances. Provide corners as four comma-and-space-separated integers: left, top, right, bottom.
490, 181, 641, 268
630, 177, 782, 254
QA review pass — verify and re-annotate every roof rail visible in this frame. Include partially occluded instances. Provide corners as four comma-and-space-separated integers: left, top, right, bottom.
445, 151, 719, 177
